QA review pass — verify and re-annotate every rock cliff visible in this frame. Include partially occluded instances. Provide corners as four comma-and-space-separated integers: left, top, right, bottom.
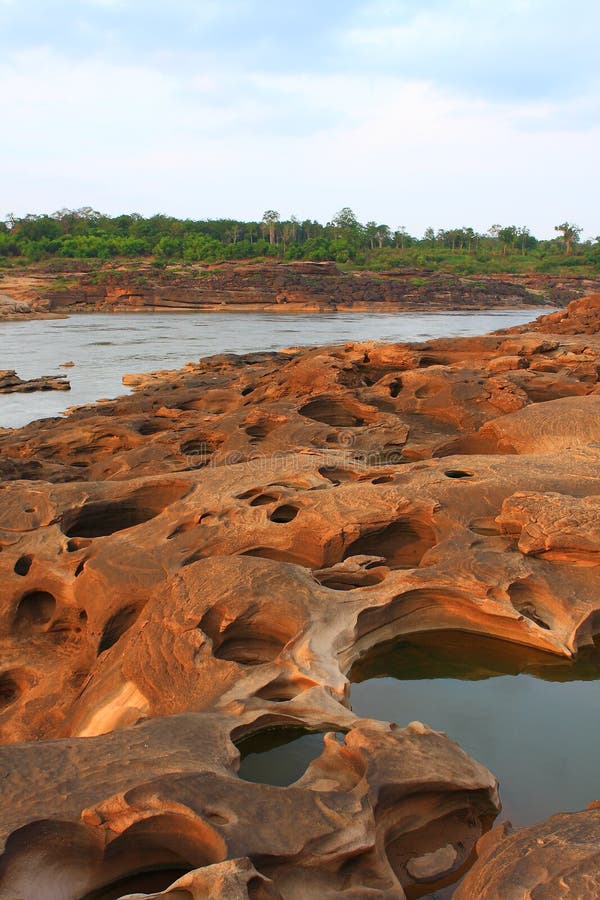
3, 261, 600, 316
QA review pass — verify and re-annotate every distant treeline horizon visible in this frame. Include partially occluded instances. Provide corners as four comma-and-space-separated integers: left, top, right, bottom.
1, 207, 598, 275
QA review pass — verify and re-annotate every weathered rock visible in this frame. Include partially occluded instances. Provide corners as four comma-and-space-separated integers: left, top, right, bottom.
0, 293, 32, 317
0, 293, 599, 897
0, 369, 71, 393
455, 805, 600, 899
4, 263, 600, 316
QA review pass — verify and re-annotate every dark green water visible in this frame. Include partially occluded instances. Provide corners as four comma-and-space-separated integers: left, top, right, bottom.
350, 631, 600, 826
238, 726, 331, 786
238, 633, 599, 829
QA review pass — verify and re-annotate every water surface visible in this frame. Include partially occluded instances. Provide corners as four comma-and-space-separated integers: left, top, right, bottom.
350, 631, 600, 827
0, 309, 543, 428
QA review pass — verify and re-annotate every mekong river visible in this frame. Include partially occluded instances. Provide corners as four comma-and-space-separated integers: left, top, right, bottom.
0, 308, 543, 429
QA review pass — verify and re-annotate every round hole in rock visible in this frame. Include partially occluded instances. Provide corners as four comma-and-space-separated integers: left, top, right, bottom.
84, 812, 227, 900
66, 537, 92, 552
343, 519, 436, 569
255, 675, 316, 702
212, 621, 287, 666
61, 482, 188, 539
236, 727, 330, 786
241, 546, 316, 568
180, 438, 215, 457
200, 606, 297, 666
137, 421, 165, 436
389, 378, 402, 398
299, 398, 365, 427
98, 603, 144, 654
245, 423, 269, 439
444, 470, 474, 479
268, 504, 300, 524
318, 465, 362, 485
508, 579, 551, 630
0, 671, 23, 709
250, 492, 280, 507
13, 555, 33, 576
314, 568, 387, 591
13, 590, 56, 632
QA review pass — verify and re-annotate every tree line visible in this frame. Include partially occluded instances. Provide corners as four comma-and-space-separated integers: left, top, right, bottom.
0, 207, 596, 273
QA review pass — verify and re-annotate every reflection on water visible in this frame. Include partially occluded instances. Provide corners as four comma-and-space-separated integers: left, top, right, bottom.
236, 727, 331, 787
350, 631, 600, 826
0, 309, 544, 428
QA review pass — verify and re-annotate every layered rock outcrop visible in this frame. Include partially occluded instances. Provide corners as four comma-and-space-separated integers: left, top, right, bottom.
3, 262, 600, 315
0, 295, 599, 897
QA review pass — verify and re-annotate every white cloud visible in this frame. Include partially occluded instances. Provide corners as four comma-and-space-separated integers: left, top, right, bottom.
0, 49, 597, 237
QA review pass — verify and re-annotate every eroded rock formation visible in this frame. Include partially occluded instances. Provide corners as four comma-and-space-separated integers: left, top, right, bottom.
455, 804, 600, 899
0, 295, 599, 897
0, 370, 71, 394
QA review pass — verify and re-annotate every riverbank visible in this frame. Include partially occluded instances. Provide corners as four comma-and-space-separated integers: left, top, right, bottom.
3, 260, 600, 320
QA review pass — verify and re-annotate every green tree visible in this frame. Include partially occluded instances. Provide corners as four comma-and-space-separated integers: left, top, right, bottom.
261, 210, 280, 245
554, 222, 583, 256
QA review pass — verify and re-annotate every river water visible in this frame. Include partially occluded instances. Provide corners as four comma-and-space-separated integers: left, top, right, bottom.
0, 309, 543, 429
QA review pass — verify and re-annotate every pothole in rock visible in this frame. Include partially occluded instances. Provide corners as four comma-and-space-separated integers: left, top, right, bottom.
61, 482, 188, 538
299, 398, 366, 427
268, 504, 300, 523
97, 603, 146, 654
81, 811, 226, 899
0, 670, 27, 709
343, 519, 436, 569
199, 604, 300, 666
13, 555, 33, 576
236, 727, 342, 786
13, 590, 56, 633
350, 630, 600, 828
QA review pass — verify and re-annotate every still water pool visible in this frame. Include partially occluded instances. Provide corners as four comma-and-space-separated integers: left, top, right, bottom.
0, 308, 543, 428
239, 632, 600, 828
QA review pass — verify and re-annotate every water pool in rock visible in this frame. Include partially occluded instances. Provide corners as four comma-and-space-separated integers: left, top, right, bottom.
350, 631, 600, 827
237, 727, 338, 787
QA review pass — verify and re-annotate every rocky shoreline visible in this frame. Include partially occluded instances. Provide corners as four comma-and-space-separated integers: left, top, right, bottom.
0, 294, 599, 897
2, 261, 600, 321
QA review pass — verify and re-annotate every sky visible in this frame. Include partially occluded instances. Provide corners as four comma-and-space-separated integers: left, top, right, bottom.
1, 0, 598, 238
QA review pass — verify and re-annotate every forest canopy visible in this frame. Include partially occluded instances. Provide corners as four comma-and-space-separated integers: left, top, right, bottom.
1, 208, 597, 275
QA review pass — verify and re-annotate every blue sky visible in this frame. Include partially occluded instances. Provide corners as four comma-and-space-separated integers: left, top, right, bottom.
1, 0, 598, 236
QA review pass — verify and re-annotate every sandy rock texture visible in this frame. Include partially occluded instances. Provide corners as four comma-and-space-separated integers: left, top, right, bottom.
455, 804, 600, 899
0, 295, 599, 897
